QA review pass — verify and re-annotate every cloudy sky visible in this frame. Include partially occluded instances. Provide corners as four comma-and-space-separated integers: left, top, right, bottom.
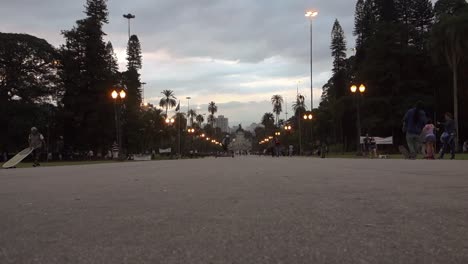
1, 0, 357, 126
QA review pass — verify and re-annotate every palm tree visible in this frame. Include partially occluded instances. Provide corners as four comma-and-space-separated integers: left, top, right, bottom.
159, 90, 177, 117
261, 113, 275, 130
208, 101, 218, 126
271, 95, 284, 127
196, 114, 204, 127
188, 109, 197, 127
432, 12, 468, 148
292, 94, 307, 117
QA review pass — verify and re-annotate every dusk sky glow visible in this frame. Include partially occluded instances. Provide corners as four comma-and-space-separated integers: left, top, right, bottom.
0, 0, 358, 125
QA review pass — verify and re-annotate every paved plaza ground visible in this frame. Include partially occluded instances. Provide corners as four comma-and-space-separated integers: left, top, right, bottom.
1, 157, 467, 264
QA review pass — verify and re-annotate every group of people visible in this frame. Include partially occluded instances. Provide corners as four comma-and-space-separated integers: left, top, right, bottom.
403, 102, 458, 160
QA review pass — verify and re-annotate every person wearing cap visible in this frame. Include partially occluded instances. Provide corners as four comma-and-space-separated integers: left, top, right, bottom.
29, 127, 45, 167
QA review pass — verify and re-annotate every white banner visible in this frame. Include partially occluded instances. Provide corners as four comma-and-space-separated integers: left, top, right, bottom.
360, 137, 393, 145
159, 148, 172, 154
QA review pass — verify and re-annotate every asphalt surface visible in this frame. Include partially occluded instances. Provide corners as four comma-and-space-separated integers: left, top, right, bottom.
1, 157, 467, 264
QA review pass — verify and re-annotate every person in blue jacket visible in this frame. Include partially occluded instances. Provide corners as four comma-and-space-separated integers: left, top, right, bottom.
403, 101, 427, 159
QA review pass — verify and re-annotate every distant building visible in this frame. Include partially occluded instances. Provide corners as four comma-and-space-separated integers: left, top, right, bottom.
214, 115, 229, 133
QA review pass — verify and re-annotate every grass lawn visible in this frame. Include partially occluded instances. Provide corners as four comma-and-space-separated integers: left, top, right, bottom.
327, 152, 468, 160
9, 160, 120, 169
3, 155, 204, 169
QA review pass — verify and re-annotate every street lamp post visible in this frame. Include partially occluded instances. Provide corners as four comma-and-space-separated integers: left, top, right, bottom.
186, 96, 192, 126
303, 112, 314, 153
187, 128, 195, 157
111, 89, 126, 158
350, 84, 366, 155
123, 13, 136, 39
165, 117, 175, 156
305, 10, 318, 110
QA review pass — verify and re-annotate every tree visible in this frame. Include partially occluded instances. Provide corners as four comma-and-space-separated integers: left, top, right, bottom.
208, 101, 218, 126
140, 106, 164, 151
126, 35, 142, 71
61, 0, 117, 151
122, 34, 143, 153
354, 0, 380, 50
431, 9, 468, 147
354, 0, 367, 48
409, 0, 434, 49
261, 113, 275, 131
105, 41, 119, 75
196, 114, 204, 127
0, 33, 61, 103
271, 95, 283, 126
159, 90, 177, 116
292, 94, 307, 117
0, 33, 62, 152
395, 0, 434, 49
85, 0, 109, 23
434, 0, 466, 20
331, 20, 347, 74
188, 109, 197, 127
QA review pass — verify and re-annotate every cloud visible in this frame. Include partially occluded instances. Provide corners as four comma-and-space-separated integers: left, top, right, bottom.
0, 0, 359, 124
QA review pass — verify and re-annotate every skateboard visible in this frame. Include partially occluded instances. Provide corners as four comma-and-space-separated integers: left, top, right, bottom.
398, 145, 410, 159
2, 147, 34, 169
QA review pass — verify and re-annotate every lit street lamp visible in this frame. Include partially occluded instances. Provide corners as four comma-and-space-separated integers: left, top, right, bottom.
303, 112, 313, 121
165, 117, 175, 125
350, 84, 366, 154
111, 89, 126, 158
305, 10, 318, 110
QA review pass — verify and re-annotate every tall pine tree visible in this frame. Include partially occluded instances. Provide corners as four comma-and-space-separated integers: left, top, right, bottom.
331, 20, 347, 75
61, 0, 117, 151
122, 35, 143, 152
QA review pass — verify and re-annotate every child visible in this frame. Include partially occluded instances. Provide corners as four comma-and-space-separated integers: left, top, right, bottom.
422, 120, 436, 159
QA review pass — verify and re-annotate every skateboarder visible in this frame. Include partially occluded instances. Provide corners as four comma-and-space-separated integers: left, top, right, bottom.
29, 127, 45, 167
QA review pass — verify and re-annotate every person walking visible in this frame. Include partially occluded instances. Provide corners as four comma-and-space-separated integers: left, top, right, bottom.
369, 137, 377, 159
403, 102, 427, 159
274, 137, 281, 157
363, 134, 371, 157
438, 112, 456, 160
422, 120, 436, 159
56, 136, 64, 161
28, 127, 45, 167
